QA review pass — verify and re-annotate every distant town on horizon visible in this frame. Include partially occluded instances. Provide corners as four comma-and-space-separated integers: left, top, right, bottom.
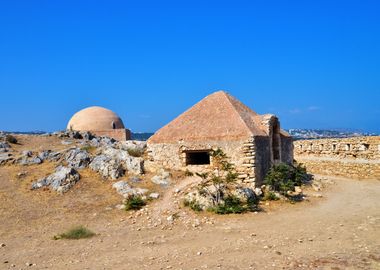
1, 128, 378, 141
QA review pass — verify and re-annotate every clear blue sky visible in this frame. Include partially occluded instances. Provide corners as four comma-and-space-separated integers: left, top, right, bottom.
0, 0, 379, 133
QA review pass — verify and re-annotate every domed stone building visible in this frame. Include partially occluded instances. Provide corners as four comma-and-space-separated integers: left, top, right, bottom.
67, 106, 131, 141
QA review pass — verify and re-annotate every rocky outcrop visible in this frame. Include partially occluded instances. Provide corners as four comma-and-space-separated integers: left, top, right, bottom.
0, 153, 13, 165
232, 187, 258, 202
90, 137, 116, 147
17, 151, 42, 165
151, 169, 171, 186
0, 142, 10, 153
117, 140, 146, 153
89, 146, 144, 179
100, 146, 144, 175
57, 130, 95, 141
112, 181, 148, 198
16, 150, 64, 166
185, 185, 259, 211
64, 148, 91, 169
185, 189, 216, 210
0, 141, 14, 164
31, 166, 80, 193
89, 155, 125, 179
38, 150, 62, 162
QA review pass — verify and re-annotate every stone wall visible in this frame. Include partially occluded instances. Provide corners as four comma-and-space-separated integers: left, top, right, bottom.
147, 135, 294, 187
294, 136, 380, 180
91, 129, 131, 141
254, 136, 270, 186
280, 135, 294, 165
146, 138, 259, 186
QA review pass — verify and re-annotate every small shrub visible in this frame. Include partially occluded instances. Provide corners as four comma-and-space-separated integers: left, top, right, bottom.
211, 195, 247, 215
127, 148, 144, 157
287, 194, 304, 203
5, 134, 17, 144
183, 199, 203, 212
124, 195, 146, 211
184, 169, 194, 177
246, 196, 261, 212
262, 191, 279, 201
54, 226, 95, 240
172, 212, 180, 220
264, 163, 309, 195
80, 145, 96, 153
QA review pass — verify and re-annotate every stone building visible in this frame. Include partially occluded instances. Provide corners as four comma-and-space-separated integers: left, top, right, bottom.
67, 106, 131, 141
147, 91, 293, 187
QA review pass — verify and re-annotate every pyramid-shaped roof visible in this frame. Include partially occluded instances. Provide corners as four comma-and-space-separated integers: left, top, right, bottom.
148, 91, 283, 143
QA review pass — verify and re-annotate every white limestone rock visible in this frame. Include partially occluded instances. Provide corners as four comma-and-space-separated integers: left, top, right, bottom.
17, 151, 42, 165
64, 148, 91, 169
31, 166, 80, 194
101, 146, 144, 175
149, 193, 160, 199
0, 142, 10, 153
0, 153, 13, 165
117, 140, 147, 152
38, 150, 62, 162
112, 181, 148, 198
90, 155, 125, 180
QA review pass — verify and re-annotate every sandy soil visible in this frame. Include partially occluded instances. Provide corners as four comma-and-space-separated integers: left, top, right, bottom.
0, 135, 379, 270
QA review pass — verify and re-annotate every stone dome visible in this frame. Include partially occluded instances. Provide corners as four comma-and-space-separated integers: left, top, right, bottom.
67, 106, 125, 131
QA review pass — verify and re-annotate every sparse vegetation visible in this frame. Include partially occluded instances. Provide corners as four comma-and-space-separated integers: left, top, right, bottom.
184, 169, 194, 177
263, 163, 310, 198
185, 148, 259, 214
80, 145, 96, 153
209, 195, 247, 214
126, 148, 144, 157
196, 148, 239, 206
262, 191, 279, 201
124, 195, 146, 211
183, 199, 203, 212
53, 226, 95, 240
5, 134, 17, 144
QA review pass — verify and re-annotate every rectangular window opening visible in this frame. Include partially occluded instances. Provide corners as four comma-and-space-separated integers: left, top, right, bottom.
186, 151, 210, 165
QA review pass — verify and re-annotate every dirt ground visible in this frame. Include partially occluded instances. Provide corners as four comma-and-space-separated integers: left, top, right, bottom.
0, 135, 379, 269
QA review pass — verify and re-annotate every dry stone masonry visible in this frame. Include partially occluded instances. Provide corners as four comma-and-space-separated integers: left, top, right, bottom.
294, 136, 380, 180
147, 91, 294, 188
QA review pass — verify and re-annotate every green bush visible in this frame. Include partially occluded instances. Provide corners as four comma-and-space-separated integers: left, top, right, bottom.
5, 134, 17, 144
124, 195, 146, 211
184, 169, 194, 177
183, 199, 203, 212
264, 163, 309, 195
210, 195, 247, 214
127, 148, 144, 157
54, 226, 95, 240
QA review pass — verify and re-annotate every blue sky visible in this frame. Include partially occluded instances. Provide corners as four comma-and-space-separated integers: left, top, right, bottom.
0, 0, 379, 133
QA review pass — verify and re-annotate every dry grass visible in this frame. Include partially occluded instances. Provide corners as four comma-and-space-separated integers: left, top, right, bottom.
54, 226, 96, 240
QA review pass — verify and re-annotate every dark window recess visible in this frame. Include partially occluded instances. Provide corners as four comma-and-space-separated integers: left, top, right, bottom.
186, 151, 210, 165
